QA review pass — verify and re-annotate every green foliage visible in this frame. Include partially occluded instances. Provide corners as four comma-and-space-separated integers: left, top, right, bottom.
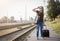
47, 0, 60, 20
56, 0, 60, 15
46, 20, 60, 35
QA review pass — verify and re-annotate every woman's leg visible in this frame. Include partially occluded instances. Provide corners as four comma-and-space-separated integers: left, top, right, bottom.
36, 24, 39, 38
40, 22, 44, 37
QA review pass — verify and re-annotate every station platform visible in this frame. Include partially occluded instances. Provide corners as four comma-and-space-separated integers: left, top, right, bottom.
27, 27, 60, 41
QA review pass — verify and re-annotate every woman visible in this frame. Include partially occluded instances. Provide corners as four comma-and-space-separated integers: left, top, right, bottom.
33, 6, 44, 40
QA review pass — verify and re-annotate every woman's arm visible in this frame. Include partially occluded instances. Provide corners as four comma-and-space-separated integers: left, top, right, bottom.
33, 8, 38, 12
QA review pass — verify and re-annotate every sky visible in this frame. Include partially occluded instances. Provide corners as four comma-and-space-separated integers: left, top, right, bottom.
0, 0, 48, 20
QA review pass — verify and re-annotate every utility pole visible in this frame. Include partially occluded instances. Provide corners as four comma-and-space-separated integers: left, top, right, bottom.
25, 0, 27, 21
7, 10, 8, 23
25, 4, 27, 21
43, 0, 45, 6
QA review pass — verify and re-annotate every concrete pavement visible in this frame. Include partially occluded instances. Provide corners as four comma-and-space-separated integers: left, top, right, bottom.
27, 27, 60, 41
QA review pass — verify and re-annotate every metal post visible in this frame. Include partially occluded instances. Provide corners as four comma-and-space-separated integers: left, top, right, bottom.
43, 0, 45, 7
7, 10, 8, 23
25, 0, 27, 21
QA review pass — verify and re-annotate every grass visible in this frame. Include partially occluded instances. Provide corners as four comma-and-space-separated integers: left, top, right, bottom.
46, 19, 60, 35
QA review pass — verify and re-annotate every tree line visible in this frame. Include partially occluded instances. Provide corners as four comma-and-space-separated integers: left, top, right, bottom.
0, 16, 16, 23
47, 0, 60, 21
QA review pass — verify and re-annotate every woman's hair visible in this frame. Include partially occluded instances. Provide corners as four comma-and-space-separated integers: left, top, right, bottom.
38, 6, 43, 9
36, 6, 44, 16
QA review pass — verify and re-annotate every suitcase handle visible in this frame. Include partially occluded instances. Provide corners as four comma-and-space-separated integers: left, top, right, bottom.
43, 25, 48, 30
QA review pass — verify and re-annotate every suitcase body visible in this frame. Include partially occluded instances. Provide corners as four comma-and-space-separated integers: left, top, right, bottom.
43, 29, 49, 37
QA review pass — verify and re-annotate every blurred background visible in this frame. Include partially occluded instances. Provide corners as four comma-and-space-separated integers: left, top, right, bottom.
0, 0, 60, 41
0, 0, 48, 23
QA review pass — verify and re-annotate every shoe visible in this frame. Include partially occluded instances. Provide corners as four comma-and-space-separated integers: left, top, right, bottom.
40, 37, 44, 40
37, 37, 39, 40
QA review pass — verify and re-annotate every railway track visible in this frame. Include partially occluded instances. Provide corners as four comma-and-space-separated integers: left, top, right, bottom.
0, 23, 36, 41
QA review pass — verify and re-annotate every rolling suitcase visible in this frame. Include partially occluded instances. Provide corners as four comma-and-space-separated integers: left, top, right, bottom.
43, 26, 50, 37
